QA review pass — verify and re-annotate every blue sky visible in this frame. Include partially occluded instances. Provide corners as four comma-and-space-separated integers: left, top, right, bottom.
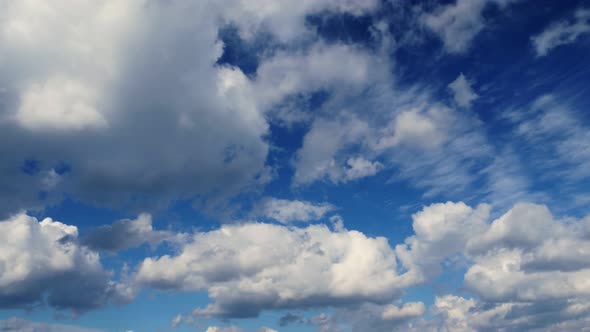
1, 0, 590, 331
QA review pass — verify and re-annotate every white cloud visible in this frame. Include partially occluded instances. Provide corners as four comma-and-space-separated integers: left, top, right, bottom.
395, 201, 490, 281
381, 302, 425, 321
532, 8, 590, 57
0, 213, 132, 313
16, 75, 106, 130
422, 0, 488, 54
374, 107, 449, 150
448, 73, 478, 108
398, 201, 590, 330
99, 201, 590, 328
205, 327, 242, 332
293, 115, 371, 185
344, 157, 383, 181
253, 198, 335, 224
422, 0, 517, 53
136, 222, 414, 318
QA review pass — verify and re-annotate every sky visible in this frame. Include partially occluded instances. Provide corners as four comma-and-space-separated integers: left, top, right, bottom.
0, 0, 590, 331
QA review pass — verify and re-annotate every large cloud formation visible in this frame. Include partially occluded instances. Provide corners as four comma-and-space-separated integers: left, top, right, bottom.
0, 0, 380, 217
136, 221, 416, 318
133, 201, 590, 330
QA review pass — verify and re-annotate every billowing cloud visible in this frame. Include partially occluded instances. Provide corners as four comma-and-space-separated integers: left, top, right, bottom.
136, 222, 415, 318
532, 8, 590, 57
399, 201, 590, 330
0, 213, 132, 313
0, 0, 382, 217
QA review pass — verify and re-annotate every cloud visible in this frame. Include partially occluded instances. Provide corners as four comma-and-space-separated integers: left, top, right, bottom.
253, 198, 335, 224
0, 214, 132, 313
136, 222, 415, 318
373, 107, 448, 150
343, 157, 383, 181
422, 0, 517, 54
395, 201, 490, 282
398, 201, 590, 330
504, 95, 590, 186
83, 213, 184, 252
532, 8, 590, 57
0, 317, 103, 332
448, 73, 478, 108
0, 1, 382, 218
204, 327, 242, 332
422, 0, 488, 53
431, 295, 590, 332
381, 302, 426, 321
279, 312, 305, 326
135, 201, 590, 328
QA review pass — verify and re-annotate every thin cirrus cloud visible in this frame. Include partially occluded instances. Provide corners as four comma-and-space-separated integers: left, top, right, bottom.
531, 8, 590, 57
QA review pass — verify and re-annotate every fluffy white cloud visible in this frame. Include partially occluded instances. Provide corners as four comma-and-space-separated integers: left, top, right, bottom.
532, 8, 590, 57
0, 213, 131, 313
398, 201, 590, 330
448, 73, 478, 108
395, 201, 490, 282
253, 198, 335, 224
136, 222, 414, 318
99, 201, 590, 329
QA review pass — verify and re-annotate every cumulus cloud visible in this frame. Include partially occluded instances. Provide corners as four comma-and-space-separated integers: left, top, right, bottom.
253, 198, 335, 224
398, 201, 590, 330
448, 73, 478, 108
532, 8, 590, 57
138, 201, 590, 328
0, 213, 132, 313
0, 0, 383, 217
136, 222, 414, 318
